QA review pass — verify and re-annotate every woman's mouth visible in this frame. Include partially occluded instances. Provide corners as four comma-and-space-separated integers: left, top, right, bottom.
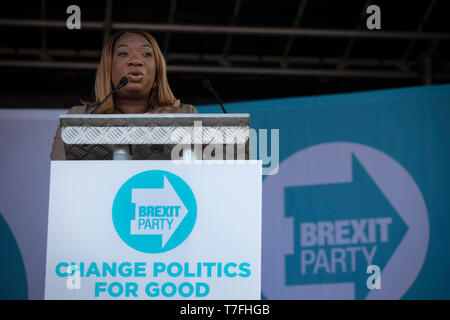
127, 71, 144, 81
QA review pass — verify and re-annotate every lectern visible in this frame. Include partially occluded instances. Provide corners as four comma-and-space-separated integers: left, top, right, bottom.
45, 113, 262, 300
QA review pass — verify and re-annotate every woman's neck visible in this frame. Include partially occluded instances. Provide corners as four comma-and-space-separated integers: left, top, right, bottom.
114, 96, 150, 114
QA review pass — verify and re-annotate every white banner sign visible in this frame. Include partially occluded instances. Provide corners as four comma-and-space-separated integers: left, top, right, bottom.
45, 160, 262, 300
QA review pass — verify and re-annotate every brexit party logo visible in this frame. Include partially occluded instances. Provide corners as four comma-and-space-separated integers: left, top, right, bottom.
262, 143, 429, 299
112, 170, 197, 253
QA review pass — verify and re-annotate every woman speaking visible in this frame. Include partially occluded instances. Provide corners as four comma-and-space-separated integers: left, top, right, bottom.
51, 30, 197, 160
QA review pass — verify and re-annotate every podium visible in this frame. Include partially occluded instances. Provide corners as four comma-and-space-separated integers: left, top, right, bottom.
45, 113, 262, 300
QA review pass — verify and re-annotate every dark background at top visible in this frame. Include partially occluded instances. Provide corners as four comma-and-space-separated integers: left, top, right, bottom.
0, 0, 448, 110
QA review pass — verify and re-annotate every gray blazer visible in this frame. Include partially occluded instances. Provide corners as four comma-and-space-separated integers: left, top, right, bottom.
50, 104, 198, 160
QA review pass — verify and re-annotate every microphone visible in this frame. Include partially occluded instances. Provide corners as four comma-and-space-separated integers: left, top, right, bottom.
203, 79, 227, 113
90, 76, 128, 114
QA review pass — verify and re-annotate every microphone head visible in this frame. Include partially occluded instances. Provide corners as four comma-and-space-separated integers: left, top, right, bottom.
202, 79, 212, 91
119, 76, 128, 87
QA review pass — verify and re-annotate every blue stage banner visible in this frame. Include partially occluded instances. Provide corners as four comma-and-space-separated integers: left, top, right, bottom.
200, 84, 450, 299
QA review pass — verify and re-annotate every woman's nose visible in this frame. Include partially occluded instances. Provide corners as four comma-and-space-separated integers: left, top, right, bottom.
128, 58, 143, 66
127, 54, 143, 66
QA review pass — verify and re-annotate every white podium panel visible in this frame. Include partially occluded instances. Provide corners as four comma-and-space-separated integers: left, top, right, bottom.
45, 160, 262, 300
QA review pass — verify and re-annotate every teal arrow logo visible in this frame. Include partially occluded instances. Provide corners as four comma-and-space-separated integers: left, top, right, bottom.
113, 170, 197, 254
285, 154, 408, 299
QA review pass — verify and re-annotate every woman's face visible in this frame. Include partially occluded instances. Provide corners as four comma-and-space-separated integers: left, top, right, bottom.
111, 32, 156, 98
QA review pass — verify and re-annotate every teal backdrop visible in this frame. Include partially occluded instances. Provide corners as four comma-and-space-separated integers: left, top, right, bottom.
0, 213, 28, 299
0, 84, 449, 299
199, 84, 450, 299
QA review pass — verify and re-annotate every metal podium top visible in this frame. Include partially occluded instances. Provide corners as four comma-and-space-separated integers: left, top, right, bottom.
60, 113, 250, 160
61, 113, 249, 127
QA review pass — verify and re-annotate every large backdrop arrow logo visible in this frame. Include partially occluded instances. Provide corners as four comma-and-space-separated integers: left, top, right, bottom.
285, 154, 408, 299
262, 142, 429, 299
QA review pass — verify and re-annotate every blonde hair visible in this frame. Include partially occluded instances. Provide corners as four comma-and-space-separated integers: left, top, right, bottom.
84, 30, 176, 113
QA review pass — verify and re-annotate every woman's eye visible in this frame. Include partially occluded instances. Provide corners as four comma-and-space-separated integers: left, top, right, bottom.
142, 52, 152, 57
117, 51, 128, 56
